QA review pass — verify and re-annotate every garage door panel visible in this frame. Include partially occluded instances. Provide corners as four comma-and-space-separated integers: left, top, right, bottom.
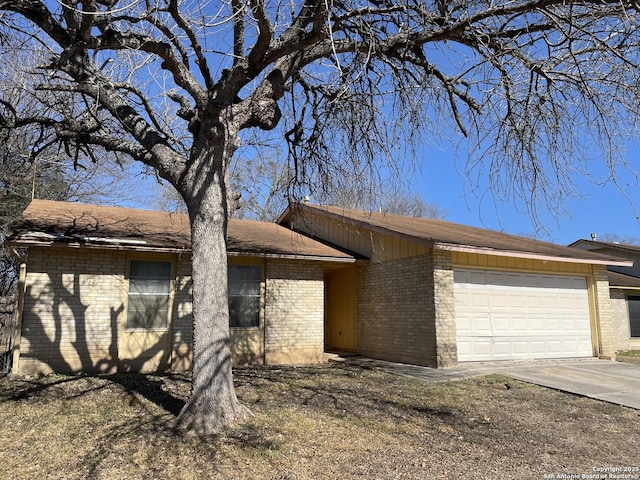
513, 321, 530, 333
474, 319, 493, 334
490, 295, 509, 308
455, 269, 593, 362
565, 317, 591, 328
546, 318, 564, 332
456, 316, 472, 332
492, 317, 512, 333
529, 318, 545, 332
493, 341, 514, 356
546, 340, 564, 354
470, 293, 491, 308
456, 340, 472, 357
509, 294, 527, 308
512, 341, 530, 355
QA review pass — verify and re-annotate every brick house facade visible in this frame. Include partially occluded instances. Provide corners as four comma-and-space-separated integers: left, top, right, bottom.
279, 203, 629, 367
7, 200, 354, 374
14, 248, 329, 375
6, 200, 633, 374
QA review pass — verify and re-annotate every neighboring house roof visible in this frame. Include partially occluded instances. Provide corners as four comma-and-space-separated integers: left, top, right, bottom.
280, 203, 632, 267
608, 271, 640, 290
569, 239, 640, 255
5, 199, 357, 262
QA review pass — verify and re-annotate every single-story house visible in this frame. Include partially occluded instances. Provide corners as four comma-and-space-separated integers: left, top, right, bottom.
5, 199, 359, 374
569, 239, 640, 353
5, 199, 632, 374
278, 203, 632, 366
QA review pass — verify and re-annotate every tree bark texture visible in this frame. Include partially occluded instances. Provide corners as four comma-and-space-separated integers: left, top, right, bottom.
174, 126, 250, 435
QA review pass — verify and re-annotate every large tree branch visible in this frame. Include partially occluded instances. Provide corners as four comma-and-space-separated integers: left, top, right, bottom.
246, 0, 273, 69
1, 100, 156, 167
232, 0, 244, 64
111, 82, 177, 144
49, 54, 187, 182
263, 0, 328, 64
1, 0, 71, 46
92, 29, 208, 107
56, 126, 159, 165
222, 0, 327, 98
167, 0, 214, 91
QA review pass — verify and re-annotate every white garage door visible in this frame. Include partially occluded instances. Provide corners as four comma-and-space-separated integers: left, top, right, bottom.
454, 269, 593, 362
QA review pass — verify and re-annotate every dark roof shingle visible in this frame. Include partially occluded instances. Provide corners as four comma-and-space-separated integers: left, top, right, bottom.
289, 203, 630, 266
569, 239, 640, 255
6, 200, 356, 261
608, 271, 640, 289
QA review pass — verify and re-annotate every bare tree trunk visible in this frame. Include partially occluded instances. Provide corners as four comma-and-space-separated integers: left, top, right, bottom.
174, 128, 250, 435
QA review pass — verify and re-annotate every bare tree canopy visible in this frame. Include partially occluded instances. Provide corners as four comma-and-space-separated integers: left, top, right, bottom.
599, 233, 640, 245
229, 155, 446, 221
0, 37, 157, 296
1, 0, 639, 434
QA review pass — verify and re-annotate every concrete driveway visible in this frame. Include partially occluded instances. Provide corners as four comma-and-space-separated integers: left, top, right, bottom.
498, 360, 640, 409
344, 357, 640, 409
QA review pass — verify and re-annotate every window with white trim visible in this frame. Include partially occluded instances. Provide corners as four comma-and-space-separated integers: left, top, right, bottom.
228, 265, 261, 328
126, 260, 172, 330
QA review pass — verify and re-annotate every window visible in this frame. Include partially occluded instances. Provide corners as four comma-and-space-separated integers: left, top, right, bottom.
228, 265, 261, 328
126, 260, 172, 330
628, 295, 640, 338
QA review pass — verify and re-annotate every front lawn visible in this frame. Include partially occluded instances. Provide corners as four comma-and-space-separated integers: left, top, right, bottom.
0, 364, 637, 479
617, 350, 640, 365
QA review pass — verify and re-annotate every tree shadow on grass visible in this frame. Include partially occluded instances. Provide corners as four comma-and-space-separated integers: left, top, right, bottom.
0, 372, 189, 418
0, 374, 107, 402
107, 373, 188, 417
233, 363, 457, 421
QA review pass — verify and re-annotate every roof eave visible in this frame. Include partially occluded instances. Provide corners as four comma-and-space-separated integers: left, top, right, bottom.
276, 205, 293, 225
7, 237, 359, 263
569, 239, 640, 255
609, 285, 640, 290
227, 251, 360, 263
6, 238, 190, 254
434, 242, 634, 267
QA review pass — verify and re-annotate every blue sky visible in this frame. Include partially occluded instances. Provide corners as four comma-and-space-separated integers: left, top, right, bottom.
72, 2, 640, 248
414, 144, 640, 245
127, 144, 640, 247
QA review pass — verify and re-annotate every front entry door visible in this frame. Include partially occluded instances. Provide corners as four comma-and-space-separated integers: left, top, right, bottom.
325, 268, 357, 351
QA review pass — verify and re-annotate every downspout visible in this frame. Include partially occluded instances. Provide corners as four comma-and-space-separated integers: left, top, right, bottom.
10, 248, 26, 374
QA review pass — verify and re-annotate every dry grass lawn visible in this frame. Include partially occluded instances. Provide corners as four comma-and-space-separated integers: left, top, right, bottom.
0, 364, 638, 479
617, 351, 640, 365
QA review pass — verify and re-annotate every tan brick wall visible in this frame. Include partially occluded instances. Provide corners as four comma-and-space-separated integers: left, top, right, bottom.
18, 249, 327, 374
18, 247, 126, 374
264, 259, 325, 364
357, 255, 438, 367
609, 288, 640, 352
170, 255, 194, 371
432, 250, 457, 367
610, 289, 632, 352
592, 265, 615, 359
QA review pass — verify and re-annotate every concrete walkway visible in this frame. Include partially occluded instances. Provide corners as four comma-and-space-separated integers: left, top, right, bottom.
340, 356, 640, 410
